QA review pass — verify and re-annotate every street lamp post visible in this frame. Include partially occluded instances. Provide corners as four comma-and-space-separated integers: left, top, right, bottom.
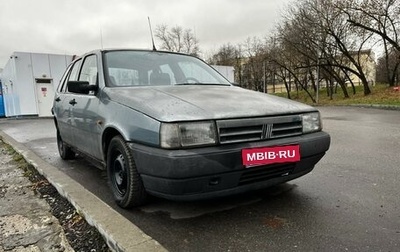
316, 57, 320, 103
263, 61, 266, 93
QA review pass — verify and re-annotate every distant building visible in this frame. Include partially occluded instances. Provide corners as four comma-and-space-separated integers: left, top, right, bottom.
0, 52, 73, 117
0, 69, 5, 117
347, 49, 376, 86
212, 65, 235, 83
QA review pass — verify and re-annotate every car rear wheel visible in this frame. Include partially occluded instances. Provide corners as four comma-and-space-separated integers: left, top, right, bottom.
57, 131, 75, 160
107, 136, 147, 208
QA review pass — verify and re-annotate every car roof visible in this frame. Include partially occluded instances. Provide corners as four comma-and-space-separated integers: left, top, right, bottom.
70, 48, 196, 65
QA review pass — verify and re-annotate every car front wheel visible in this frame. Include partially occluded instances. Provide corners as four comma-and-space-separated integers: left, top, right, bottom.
107, 136, 147, 208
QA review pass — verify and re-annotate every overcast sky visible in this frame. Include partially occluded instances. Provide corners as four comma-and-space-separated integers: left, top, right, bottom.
0, 0, 292, 68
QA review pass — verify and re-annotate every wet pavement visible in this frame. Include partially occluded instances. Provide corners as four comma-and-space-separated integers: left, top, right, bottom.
0, 121, 166, 252
0, 106, 400, 251
0, 141, 73, 252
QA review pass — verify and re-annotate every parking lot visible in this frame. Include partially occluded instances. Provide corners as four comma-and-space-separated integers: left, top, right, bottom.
0, 106, 399, 251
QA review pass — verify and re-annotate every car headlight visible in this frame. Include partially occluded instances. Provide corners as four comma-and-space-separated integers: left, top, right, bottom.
160, 121, 217, 148
302, 112, 322, 134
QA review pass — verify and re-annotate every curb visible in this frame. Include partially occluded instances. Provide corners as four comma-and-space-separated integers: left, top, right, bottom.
0, 130, 167, 252
348, 104, 400, 110
313, 104, 400, 111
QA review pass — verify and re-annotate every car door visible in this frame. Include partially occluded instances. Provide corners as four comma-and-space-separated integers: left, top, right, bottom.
70, 54, 102, 159
54, 59, 82, 146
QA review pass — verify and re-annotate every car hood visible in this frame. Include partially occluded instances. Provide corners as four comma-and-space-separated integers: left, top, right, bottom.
103, 85, 316, 122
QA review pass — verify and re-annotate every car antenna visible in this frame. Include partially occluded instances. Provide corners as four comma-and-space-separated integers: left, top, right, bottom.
148, 17, 157, 51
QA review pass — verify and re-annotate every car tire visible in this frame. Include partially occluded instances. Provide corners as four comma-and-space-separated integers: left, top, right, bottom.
57, 131, 75, 160
107, 136, 147, 208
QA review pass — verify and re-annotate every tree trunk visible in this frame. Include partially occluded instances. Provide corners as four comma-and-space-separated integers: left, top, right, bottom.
360, 75, 371, 95
283, 80, 291, 99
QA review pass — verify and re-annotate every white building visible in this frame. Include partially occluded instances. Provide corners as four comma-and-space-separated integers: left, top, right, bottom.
0, 69, 5, 117
0, 52, 73, 117
212, 65, 235, 83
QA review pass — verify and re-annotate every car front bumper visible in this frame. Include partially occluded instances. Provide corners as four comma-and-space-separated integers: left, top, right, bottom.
129, 131, 330, 201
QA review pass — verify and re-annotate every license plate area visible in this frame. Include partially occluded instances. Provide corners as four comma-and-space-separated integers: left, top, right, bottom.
242, 145, 300, 167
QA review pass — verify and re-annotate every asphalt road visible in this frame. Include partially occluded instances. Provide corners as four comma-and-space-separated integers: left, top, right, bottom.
0, 106, 399, 252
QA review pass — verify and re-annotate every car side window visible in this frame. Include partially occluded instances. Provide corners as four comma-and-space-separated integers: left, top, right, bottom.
62, 59, 82, 93
60, 59, 82, 93
57, 63, 73, 93
68, 59, 82, 83
79, 55, 98, 85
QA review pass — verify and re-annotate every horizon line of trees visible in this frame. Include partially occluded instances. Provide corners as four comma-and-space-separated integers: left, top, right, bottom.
155, 0, 400, 102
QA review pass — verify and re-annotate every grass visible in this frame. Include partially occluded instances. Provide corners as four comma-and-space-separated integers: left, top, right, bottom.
272, 84, 400, 106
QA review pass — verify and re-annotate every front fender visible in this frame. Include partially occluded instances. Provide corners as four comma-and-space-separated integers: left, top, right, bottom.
100, 101, 161, 147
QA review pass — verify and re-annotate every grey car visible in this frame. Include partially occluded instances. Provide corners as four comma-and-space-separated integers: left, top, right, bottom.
52, 49, 330, 208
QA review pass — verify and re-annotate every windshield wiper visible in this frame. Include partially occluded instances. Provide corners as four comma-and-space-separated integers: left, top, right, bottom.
175, 82, 202, 85
175, 83, 230, 86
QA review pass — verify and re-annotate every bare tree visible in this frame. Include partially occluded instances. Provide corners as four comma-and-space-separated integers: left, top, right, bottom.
243, 37, 268, 91
273, 0, 334, 100
345, 0, 400, 51
376, 47, 400, 85
276, 0, 375, 97
155, 24, 200, 56
344, 0, 400, 86
327, 0, 374, 95
267, 32, 316, 101
208, 43, 244, 85
208, 0, 391, 100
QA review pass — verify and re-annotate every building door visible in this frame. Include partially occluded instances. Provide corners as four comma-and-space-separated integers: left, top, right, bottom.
35, 79, 55, 117
0, 81, 5, 117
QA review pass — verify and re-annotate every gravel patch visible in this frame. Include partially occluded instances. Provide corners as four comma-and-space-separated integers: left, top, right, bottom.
0, 139, 111, 252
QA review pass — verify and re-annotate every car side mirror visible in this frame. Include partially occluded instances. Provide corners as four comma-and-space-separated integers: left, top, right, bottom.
67, 81, 98, 94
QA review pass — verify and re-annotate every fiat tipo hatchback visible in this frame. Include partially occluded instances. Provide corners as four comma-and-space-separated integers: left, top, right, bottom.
52, 49, 330, 208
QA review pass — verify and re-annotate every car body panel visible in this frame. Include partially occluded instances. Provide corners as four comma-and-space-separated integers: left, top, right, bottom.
53, 93, 74, 145
52, 49, 331, 202
130, 131, 330, 200
104, 85, 316, 122
69, 94, 102, 157
99, 96, 161, 147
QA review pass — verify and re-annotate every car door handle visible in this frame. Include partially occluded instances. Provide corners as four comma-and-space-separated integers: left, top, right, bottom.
55, 97, 61, 102
69, 99, 77, 105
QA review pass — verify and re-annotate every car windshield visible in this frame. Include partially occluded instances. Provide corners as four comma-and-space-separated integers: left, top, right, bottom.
103, 50, 231, 87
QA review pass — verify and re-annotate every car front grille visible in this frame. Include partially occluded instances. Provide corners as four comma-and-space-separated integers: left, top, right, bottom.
239, 163, 296, 185
217, 115, 303, 144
